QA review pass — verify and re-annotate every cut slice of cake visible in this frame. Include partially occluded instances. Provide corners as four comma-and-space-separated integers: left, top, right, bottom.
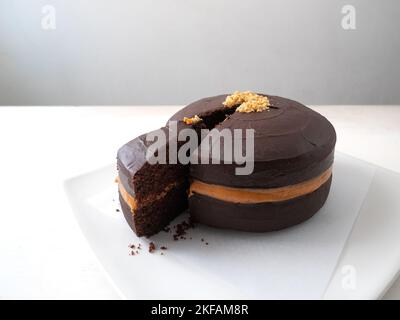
116, 97, 236, 237
117, 127, 189, 237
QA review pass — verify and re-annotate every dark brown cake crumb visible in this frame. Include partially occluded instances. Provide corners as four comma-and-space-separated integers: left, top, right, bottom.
172, 217, 195, 241
116, 208, 120, 212
163, 226, 171, 233
149, 242, 156, 253
128, 243, 143, 256
128, 217, 204, 257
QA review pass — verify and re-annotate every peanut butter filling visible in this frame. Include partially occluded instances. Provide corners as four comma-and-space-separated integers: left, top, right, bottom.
118, 166, 332, 213
189, 167, 332, 203
116, 177, 138, 212
117, 177, 181, 213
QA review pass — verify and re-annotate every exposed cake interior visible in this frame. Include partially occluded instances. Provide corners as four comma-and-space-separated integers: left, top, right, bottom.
118, 154, 190, 236
117, 105, 237, 237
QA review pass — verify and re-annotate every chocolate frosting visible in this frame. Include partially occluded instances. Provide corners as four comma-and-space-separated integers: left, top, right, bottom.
117, 125, 190, 199
117, 127, 171, 177
190, 176, 332, 232
169, 94, 336, 188
117, 129, 159, 197
169, 95, 228, 122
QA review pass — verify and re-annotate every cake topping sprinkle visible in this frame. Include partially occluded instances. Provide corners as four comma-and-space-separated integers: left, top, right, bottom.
223, 91, 270, 113
183, 115, 202, 125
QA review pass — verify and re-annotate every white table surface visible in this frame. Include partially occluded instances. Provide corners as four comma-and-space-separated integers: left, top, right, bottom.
0, 105, 399, 300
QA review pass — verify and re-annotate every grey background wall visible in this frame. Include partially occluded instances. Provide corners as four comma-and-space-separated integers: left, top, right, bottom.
0, 0, 399, 105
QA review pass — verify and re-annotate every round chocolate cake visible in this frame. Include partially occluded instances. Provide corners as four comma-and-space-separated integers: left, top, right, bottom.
169, 93, 336, 232
117, 92, 336, 236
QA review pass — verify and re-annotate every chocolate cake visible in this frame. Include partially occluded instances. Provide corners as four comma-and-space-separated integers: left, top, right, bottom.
117, 92, 336, 236
117, 127, 189, 236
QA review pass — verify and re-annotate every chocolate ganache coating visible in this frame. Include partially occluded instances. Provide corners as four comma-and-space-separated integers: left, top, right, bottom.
169, 94, 336, 188
117, 126, 191, 201
117, 128, 168, 199
117, 126, 190, 237
169, 95, 228, 122
189, 176, 332, 232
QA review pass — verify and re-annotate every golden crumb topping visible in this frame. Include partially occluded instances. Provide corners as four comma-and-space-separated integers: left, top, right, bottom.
183, 114, 202, 125
223, 91, 270, 113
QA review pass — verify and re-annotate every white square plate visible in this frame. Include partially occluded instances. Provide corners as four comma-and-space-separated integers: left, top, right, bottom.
64, 152, 400, 299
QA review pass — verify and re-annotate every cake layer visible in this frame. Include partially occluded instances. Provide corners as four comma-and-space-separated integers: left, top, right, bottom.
117, 127, 189, 201
117, 178, 183, 212
117, 124, 197, 237
190, 166, 332, 204
189, 176, 332, 232
170, 94, 336, 188
119, 188, 187, 237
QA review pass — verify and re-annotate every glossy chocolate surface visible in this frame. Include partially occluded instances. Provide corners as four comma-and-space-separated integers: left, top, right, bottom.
118, 93, 336, 235
170, 94, 336, 188
189, 176, 332, 232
